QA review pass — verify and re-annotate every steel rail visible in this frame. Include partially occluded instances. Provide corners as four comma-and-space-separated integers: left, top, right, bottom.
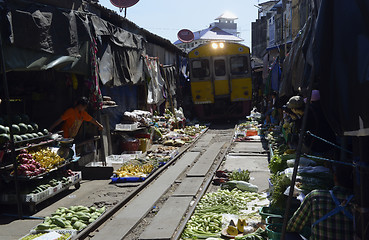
74, 128, 208, 240
172, 125, 237, 240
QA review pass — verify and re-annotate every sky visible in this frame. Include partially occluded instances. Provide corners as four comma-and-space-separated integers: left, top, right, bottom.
98, 0, 261, 47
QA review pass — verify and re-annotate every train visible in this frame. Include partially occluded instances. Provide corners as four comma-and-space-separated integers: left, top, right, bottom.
188, 42, 252, 119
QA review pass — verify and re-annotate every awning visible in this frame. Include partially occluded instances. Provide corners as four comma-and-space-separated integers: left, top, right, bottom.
1, 2, 91, 74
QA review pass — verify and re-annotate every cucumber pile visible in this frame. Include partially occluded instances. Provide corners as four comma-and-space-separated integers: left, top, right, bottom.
35, 206, 105, 232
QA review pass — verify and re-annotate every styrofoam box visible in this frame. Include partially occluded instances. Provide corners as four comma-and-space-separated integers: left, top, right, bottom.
115, 123, 139, 131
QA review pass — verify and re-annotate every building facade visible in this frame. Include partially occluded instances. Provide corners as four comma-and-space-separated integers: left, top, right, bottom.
251, 0, 312, 60
174, 12, 243, 52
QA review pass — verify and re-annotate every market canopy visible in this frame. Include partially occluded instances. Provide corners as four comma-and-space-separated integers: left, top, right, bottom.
313, 0, 369, 136
1, 1, 147, 86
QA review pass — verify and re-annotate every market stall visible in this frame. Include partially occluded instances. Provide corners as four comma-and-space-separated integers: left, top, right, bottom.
0, 112, 85, 213
107, 109, 207, 183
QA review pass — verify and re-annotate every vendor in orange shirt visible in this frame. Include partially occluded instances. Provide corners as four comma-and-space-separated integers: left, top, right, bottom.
49, 97, 103, 138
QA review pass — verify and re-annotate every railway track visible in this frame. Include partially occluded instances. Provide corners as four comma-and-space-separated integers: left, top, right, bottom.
75, 124, 236, 240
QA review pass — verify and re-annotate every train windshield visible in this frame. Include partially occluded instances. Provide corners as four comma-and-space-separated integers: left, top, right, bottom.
214, 60, 226, 76
191, 59, 210, 78
230, 56, 249, 75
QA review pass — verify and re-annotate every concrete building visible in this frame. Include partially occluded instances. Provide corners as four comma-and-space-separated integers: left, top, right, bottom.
251, 1, 278, 59
174, 12, 243, 52
251, 0, 312, 62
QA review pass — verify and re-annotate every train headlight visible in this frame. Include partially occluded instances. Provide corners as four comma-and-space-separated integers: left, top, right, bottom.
212, 43, 218, 49
219, 42, 224, 48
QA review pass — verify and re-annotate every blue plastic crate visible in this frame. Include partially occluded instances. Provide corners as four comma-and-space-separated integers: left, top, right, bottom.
110, 176, 147, 183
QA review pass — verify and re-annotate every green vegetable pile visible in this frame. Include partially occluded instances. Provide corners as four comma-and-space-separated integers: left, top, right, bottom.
182, 189, 267, 239
269, 155, 286, 174
20, 232, 71, 240
182, 213, 222, 239
229, 169, 250, 182
269, 174, 291, 208
34, 205, 105, 232
196, 189, 264, 214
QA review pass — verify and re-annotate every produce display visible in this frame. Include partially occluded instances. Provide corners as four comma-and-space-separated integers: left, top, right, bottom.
266, 127, 334, 210
28, 176, 72, 195
34, 205, 105, 232
160, 125, 206, 146
113, 162, 154, 178
182, 189, 268, 239
10, 148, 66, 178
269, 173, 291, 209
229, 169, 251, 182
0, 114, 49, 147
15, 152, 47, 177
30, 148, 66, 170
234, 121, 260, 142
146, 146, 178, 165
183, 125, 207, 137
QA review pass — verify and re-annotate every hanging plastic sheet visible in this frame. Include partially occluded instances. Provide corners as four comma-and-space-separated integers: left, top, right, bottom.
312, 0, 369, 136
90, 16, 145, 86
144, 57, 166, 105
271, 60, 281, 91
1, 3, 91, 74
163, 66, 177, 97
278, 15, 314, 97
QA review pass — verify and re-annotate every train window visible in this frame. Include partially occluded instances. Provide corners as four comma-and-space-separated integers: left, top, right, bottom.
191, 59, 210, 78
230, 56, 249, 75
214, 60, 226, 76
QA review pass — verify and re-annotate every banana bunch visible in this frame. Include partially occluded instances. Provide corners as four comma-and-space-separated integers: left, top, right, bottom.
114, 163, 154, 178
30, 148, 65, 170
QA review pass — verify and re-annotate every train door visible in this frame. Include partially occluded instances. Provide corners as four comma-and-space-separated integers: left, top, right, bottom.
212, 57, 230, 97
229, 55, 252, 102
190, 58, 214, 104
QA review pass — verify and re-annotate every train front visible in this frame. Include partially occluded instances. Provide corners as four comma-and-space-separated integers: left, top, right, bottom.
189, 42, 252, 120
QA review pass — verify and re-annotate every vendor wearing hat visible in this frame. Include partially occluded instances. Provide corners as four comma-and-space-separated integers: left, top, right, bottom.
285, 96, 305, 149
286, 93, 336, 156
287, 95, 305, 119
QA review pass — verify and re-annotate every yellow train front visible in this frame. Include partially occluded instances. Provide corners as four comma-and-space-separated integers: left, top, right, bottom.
188, 42, 252, 120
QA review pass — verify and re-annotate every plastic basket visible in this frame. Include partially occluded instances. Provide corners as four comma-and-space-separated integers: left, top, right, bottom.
69, 171, 82, 183
266, 223, 282, 240
49, 183, 63, 195
259, 207, 285, 223
246, 129, 258, 136
266, 223, 311, 239
266, 215, 284, 225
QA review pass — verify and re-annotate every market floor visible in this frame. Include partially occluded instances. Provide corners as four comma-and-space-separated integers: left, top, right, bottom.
221, 141, 270, 192
0, 179, 133, 240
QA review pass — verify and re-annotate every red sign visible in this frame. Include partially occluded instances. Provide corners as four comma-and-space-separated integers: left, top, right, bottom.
177, 29, 194, 43
110, 0, 139, 8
